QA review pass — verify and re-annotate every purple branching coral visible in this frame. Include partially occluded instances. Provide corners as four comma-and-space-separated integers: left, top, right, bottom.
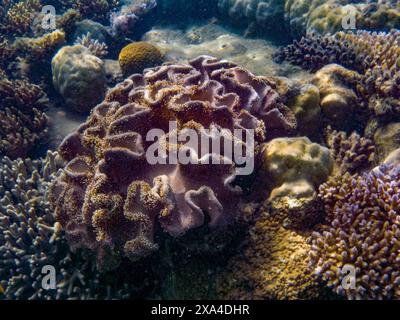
326, 127, 376, 175
49, 55, 296, 270
310, 163, 400, 300
110, 0, 157, 37
274, 30, 400, 117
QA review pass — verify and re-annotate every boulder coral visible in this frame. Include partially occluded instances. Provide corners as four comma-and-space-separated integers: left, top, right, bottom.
49, 55, 296, 270
311, 163, 400, 300
118, 42, 163, 76
261, 137, 333, 228
217, 210, 325, 300
52, 44, 107, 113
311, 64, 362, 125
275, 30, 400, 118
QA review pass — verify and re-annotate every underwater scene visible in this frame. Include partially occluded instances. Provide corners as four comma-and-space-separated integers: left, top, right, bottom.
1, 0, 400, 302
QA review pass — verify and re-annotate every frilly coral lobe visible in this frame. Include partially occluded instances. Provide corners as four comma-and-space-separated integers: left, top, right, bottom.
50, 55, 296, 270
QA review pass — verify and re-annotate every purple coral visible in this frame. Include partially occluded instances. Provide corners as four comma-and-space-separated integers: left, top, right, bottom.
50, 56, 295, 270
110, 0, 157, 37
310, 163, 400, 300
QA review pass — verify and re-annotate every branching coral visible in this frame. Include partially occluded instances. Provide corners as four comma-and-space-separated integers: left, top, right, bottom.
326, 127, 376, 174
50, 55, 296, 270
0, 0, 42, 37
0, 77, 49, 159
75, 32, 108, 58
310, 163, 400, 300
0, 151, 140, 300
275, 30, 400, 117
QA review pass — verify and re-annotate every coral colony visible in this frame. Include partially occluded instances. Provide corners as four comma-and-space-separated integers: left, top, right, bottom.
1, 0, 400, 301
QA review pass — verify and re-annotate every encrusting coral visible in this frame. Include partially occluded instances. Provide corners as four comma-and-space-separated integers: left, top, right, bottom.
52, 44, 107, 113
310, 162, 400, 300
49, 55, 297, 270
0, 152, 140, 300
0, 77, 49, 159
118, 42, 163, 76
0, 0, 42, 37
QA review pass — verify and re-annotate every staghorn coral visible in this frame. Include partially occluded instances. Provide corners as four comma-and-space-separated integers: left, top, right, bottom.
69, 0, 111, 24
75, 32, 108, 58
118, 42, 163, 76
14, 29, 66, 64
0, 151, 140, 300
49, 55, 296, 270
52, 44, 107, 113
326, 127, 376, 174
0, 78, 49, 159
0, 0, 42, 37
311, 162, 400, 300
275, 30, 400, 118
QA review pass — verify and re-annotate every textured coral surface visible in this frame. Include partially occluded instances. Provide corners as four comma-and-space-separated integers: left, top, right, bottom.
311, 164, 400, 299
50, 56, 296, 270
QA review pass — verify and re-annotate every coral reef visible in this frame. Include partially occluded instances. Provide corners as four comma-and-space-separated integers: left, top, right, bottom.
217, 208, 324, 299
374, 122, 400, 162
311, 163, 400, 299
260, 137, 333, 228
110, 0, 157, 38
52, 44, 107, 113
326, 128, 376, 174
49, 55, 296, 270
272, 77, 321, 135
217, 0, 286, 38
0, 151, 142, 299
143, 24, 309, 79
118, 42, 163, 76
75, 33, 108, 58
275, 30, 400, 118
311, 64, 363, 125
0, 77, 49, 159
0, 0, 42, 37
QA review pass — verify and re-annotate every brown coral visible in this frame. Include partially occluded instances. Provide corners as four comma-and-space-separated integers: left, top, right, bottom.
50, 55, 296, 270
0, 77, 49, 158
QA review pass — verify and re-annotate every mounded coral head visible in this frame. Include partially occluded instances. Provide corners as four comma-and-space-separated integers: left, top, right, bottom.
311, 163, 400, 300
118, 42, 163, 76
261, 137, 333, 229
50, 55, 296, 270
52, 44, 107, 113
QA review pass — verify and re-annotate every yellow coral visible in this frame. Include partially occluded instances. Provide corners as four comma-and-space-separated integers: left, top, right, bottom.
118, 42, 163, 76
